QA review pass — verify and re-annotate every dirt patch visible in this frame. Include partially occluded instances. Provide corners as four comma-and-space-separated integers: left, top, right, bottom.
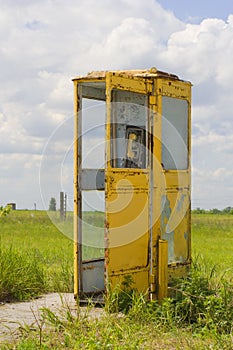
0, 293, 103, 344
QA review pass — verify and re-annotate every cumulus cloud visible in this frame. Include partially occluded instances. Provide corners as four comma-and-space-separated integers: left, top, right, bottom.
0, 0, 232, 209
160, 17, 233, 82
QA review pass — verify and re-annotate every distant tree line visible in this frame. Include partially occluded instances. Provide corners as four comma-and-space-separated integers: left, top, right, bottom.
192, 206, 233, 215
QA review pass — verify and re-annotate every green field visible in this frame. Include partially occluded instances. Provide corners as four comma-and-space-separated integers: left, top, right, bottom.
192, 213, 233, 281
0, 210, 72, 298
0, 210, 233, 300
0, 211, 233, 349
1, 211, 232, 298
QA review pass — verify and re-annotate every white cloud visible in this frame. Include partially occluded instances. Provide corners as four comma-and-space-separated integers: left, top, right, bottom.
0, 153, 42, 208
0, 0, 232, 209
160, 16, 233, 85
212, 168, 233, 180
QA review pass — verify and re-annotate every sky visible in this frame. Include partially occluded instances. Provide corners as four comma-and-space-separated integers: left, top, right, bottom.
0, 0, 233, 211
157, 0, 233, 22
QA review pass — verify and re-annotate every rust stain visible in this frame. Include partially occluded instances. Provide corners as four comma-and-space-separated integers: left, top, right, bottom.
73, 68, 191, 302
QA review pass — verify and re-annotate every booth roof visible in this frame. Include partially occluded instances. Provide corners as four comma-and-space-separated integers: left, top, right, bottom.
72, 67, 186, 82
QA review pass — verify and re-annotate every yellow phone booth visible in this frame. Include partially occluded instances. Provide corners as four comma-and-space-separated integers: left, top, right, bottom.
73, 68, 192, 302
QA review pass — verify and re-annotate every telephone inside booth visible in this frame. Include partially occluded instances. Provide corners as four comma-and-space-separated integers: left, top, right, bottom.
126, 127, 146, 168
73, 68, 192, 303
110, 125, 146, 169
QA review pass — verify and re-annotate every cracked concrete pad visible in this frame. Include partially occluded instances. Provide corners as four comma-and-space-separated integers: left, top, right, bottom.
0, 293, 100, 343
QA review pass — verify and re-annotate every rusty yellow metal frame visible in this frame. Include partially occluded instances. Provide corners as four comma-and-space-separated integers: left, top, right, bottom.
73, 68, 192, 302
158, 239, 168, 301
73, 80, 79, 298
105, 72, 151, 295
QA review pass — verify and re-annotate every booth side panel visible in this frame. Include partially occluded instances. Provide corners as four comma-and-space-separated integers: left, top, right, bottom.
154, 78, 191, 286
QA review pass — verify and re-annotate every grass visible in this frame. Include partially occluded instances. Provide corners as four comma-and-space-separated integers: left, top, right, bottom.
0, 211, 233, 349
2, 275, 233, 349
0, 245, 47, 301
0, 210, 105, 300
192, 213, 233, 281
0, 210, 74, 299
0, 307, 215, 349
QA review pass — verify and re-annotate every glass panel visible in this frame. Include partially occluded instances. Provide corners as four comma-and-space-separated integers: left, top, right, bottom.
162, 97, 188, 170
111, 90, 148, 168
82, 99, 105, 169
80, 98, 105, 261
81, 191, 105, 260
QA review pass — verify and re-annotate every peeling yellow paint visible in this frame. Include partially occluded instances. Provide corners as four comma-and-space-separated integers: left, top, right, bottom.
73, 68, 192, 302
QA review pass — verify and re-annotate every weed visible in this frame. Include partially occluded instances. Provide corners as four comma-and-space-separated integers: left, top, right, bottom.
0, 246, 47, 301
49, 259, 73, 293
105, 275, 137, 313
0, 210, 74, 300
4, 289, 232, 349
1, 212, 233, 348
0, 205, 11, 217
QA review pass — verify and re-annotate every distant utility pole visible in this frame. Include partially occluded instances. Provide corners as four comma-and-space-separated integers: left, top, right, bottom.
60, 192, 67, 220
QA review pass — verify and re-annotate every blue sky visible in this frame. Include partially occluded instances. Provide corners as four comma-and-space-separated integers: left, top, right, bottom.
157, 0, 233, 21
0, 0, 232, 210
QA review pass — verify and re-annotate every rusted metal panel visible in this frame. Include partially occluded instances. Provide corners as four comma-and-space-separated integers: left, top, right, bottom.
73, 68, 192, 303
109, 269, 149, 295
161, 79, 192, 100
106, 169, 149, 192
157, 239, 168, 302
106, 171, 149, 271
163, 172, 190, 188
107, 72, 150, 94
72, 67, 185, 82
161, 191, 190, 264
105, 73, 150, 291
81, 258, 104, 294
73, 80, 79, 298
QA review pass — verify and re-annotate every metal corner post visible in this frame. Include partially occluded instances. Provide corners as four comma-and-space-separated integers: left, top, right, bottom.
73, 81, 80, 298
157, 239, 168, 302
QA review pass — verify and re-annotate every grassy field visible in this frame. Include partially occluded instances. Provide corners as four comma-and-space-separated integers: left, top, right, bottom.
0, 211, 233, 349
192, 213, 233, 281
0, 210, 73, 299
0, 210, 106, 300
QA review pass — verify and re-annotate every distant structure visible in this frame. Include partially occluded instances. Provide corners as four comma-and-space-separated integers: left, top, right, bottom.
60, 192, 67, 220
7, 203, 16, 210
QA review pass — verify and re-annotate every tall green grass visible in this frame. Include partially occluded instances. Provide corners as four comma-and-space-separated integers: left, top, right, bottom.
0, 210, 74, 300
3, 264, 233, 349
1, 212, 233, 348
1, 211, 233, 302
0, 210, 104, 301
192, 213, 233, 281
0, 246, 47, 301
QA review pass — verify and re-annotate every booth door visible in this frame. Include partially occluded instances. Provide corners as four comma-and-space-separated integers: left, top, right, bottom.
105, 72, 152, 291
